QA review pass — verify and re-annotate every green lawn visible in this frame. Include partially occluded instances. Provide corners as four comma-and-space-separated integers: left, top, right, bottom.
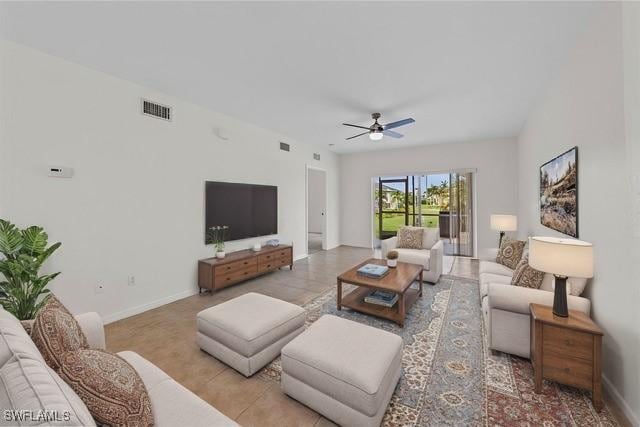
374, 206, 441, 237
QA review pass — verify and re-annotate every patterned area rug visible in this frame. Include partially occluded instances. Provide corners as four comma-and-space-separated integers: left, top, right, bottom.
258, 276, 620, 426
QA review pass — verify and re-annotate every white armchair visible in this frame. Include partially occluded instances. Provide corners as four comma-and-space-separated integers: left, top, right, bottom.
479, 249, 591, 358
381, 227, 443, 283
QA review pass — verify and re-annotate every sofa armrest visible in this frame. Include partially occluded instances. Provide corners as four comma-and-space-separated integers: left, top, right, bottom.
429, 240, 443, 275
75, 312, 106, 350
381, 237, 398, 257
488, 283, 591, 316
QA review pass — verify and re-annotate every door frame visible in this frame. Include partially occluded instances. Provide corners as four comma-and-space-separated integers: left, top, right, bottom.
305, 165, 328, 255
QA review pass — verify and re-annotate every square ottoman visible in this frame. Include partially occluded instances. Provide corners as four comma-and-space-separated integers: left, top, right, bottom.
197, 292, 306, 377
281, 315, 403, 427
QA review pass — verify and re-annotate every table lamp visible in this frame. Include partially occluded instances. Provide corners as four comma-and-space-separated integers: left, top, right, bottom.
529, 236, 594, 317
490, 214, 517, 247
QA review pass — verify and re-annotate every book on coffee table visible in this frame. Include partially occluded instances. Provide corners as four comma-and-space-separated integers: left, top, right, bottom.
364, 290, 399, 307
356, 263, 389, 279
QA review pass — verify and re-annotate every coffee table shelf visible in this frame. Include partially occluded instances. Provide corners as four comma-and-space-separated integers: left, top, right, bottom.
337, 259, 423, 327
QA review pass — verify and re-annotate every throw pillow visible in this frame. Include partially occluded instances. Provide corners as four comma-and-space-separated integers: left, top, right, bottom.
58, 349, 153, 427
31, 295, 89, 371
495, 237, 526, 270
396, 226, 424, 249
511, 256, 545, 289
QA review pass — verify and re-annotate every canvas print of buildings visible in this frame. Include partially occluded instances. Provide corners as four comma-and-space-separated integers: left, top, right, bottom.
540, 147, 578, 237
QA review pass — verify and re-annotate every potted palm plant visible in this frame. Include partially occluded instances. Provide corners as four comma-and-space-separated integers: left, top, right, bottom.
0, 219, 61, 328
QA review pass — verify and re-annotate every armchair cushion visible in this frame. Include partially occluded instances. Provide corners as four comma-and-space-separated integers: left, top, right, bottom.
422, 228, 439, 249
394, 248, 430, 270
396, 226, 424, 249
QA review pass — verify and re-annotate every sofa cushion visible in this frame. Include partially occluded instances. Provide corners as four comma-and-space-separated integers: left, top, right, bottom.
31, 295, 89, 371
479, 272, 513, 298
511, 256, 545, 289
119, 351, 238, 427
395, 248, 430, 270
281, 315, 402, 417
396, 226, 423, 249
197, 292, 306, 358
422, 227, 439, 249
479, 260, 514, 277
496, 238, 525, 270
58, 349, 153, 426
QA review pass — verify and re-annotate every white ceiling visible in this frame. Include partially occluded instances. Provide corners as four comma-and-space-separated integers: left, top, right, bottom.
0, 2, 600, 153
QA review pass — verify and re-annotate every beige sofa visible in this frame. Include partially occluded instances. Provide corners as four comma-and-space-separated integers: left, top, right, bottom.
0, 308, 237, 427
381, 227, 443, 283
480, 248, 591, 358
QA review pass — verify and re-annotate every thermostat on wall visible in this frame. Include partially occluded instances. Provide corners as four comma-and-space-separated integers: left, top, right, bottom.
48, 166, 74, 178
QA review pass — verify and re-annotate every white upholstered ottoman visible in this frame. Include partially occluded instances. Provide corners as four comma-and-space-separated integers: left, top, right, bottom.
281, 315, 403, 427
197, 292, 306, 377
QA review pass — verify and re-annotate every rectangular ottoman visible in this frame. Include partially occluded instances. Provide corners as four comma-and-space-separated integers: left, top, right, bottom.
281, 315, 403, 427
197, 292, 306, 377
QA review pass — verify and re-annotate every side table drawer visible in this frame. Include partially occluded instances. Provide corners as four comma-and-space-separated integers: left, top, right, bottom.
543, 352, 592, 389
543, 324, 593, 361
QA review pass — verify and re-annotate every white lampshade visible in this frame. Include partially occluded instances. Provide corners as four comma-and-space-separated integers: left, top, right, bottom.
490, 214, 517, 232
369, 131, 383, 141
529, 236, 594, 278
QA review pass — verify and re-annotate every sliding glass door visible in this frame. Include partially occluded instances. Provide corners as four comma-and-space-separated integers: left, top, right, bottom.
373, 171, 474, 257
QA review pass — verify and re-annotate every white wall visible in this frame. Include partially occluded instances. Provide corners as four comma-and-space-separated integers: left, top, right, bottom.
307, 168, 325, 234
517, 4, 639, 423
339, 138, 518, 255
0, 40, 340, 322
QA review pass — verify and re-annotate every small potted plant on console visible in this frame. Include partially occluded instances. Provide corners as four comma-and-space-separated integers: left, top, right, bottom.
207, 226, 230, 259
386, 250, 399, 268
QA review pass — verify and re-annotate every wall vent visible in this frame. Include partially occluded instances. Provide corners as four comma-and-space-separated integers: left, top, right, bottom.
141, 99, 172, 121
279, 142, 290, 152
313, 153, 321, 161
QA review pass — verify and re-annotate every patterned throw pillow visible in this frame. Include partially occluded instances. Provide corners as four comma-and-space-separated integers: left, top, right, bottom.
495, 237, 525, 270
396, 226, 424, 249
58, 349, 153, 427
31, 295, 89, 371
511, 256, 545, 289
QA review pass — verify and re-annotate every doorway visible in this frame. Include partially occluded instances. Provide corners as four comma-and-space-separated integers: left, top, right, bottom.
306, 167, 327, 255
373, 171, 475, 257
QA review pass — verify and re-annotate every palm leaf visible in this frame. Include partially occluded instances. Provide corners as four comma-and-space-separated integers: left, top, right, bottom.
0, 219, 23, 256
21, 226, 47, 257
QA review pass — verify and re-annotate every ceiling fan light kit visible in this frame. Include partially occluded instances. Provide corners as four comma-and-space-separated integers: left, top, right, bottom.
343, 112, 415, 142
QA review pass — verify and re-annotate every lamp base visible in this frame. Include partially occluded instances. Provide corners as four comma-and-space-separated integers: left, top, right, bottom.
498, 231, 505, 247
553, 275, 569, 317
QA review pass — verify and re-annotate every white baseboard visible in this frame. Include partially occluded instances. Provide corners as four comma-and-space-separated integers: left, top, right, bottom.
102, 288, 200, 325
603, 374, 639, 426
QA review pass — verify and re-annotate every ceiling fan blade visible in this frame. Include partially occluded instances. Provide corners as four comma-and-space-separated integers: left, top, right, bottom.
383, 129, 404, 139
342, 123, 371, 130
345, 131, 369, 140
383, 118, 415, 130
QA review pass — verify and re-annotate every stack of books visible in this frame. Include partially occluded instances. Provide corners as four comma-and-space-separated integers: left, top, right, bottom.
364, 290, 399, 308
356, 264, 389, 279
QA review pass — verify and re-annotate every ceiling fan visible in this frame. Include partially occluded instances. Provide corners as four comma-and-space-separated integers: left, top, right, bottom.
342, 113, 415, 141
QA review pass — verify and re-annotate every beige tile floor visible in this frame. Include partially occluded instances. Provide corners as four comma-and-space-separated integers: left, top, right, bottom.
105, 247, 629, 427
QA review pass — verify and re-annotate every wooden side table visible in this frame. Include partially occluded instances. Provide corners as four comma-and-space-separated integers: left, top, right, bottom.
530, 303, 604, 411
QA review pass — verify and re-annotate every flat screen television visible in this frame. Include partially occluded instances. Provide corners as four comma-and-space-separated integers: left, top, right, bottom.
205, 181, 277, 243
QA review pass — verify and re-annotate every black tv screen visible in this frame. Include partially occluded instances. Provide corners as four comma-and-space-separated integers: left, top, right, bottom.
205, 181, 277, 243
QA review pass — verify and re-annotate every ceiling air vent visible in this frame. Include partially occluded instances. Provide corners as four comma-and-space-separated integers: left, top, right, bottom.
279, 142, 290, 152
141, 99, 171, 121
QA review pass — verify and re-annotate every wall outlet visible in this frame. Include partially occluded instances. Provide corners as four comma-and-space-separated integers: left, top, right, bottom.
95, 283, 105, 294
128, 275, 136, 286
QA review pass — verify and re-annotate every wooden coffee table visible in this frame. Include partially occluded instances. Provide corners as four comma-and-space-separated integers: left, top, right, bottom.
337, 258, 423, 327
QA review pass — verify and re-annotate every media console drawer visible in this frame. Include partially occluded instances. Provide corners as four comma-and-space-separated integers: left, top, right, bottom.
198, 244, 293, 292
